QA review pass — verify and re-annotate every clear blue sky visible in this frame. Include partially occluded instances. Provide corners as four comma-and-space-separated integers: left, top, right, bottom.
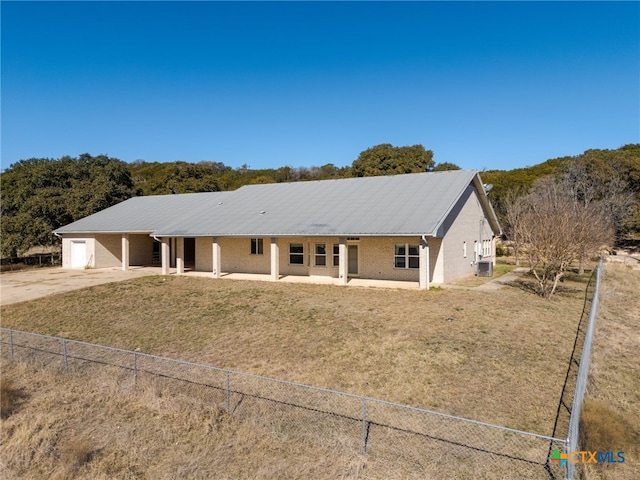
2, 1, 639, 172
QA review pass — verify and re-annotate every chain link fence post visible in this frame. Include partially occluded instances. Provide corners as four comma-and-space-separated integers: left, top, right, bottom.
361, 398, 368, 455
9, 329, 14, 360
226, 371, 231, 413
133, 352, 138, 385
62, 338, 69, 373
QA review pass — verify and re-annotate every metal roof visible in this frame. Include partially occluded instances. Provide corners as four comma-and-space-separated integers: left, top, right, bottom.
55, 170, 502, 237
54, 192, 231, 234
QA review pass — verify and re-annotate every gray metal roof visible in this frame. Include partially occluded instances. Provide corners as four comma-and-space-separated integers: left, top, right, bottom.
55, 170, 502, 237
54, 192, 231, 234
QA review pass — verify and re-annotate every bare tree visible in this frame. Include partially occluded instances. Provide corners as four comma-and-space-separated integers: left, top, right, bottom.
560, 160, 635, 272
516, 176, 614, 298
502, 188, 527, 265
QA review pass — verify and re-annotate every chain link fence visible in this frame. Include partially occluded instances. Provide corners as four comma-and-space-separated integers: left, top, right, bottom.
0, 260, 603, 479
563, 258, 603, 479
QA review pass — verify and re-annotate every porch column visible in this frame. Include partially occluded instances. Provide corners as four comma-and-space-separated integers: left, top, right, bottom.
419, 237, 430, 290
121, 233, 129, 271
176, 237, 184, 275
212, 237, 221, 278
338, 237, 348, 285
161, 238, 170, 275
270, 237, 279, 281
170, 238, 176, 268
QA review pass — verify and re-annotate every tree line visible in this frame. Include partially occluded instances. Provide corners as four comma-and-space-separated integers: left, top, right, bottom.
2, 143, 639, 299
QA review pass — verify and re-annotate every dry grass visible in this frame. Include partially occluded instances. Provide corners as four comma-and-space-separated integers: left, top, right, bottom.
2, 261, 629, 478
0, 361, 369, 480
1, 376, 24, 419
0, 271, 589, 431
579, 263, 640, 480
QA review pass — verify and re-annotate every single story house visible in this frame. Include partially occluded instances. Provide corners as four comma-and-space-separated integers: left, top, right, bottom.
54, 170, 502, 289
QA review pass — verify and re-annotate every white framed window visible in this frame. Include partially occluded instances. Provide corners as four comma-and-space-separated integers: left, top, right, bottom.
250, 238, 264, 255
463, 241, 467, 258
315, 243, 327, 266
394, 243, 419, 269
483, 239, 492, 257
332, 244, 340, 267
289, 243, 304, 265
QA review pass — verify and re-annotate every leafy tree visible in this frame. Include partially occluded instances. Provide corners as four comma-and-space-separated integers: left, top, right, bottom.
129, 160, 222, 195
351, 144, 435, 177
1, 154, 133, 257
433, 162, 461, 171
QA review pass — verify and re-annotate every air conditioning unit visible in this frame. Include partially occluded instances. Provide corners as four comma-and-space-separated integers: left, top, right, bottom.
477, 260, 493, 277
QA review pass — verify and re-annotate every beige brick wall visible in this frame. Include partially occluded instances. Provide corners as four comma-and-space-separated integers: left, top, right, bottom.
441, 186, 496, 282
129, 234, 154, 266
195, 237, 213, 271
196, 237, 271, 274
193, 235, 446, 284
94, 234, 121, 268
63, 233, 157, 269
61, 235, 96, 268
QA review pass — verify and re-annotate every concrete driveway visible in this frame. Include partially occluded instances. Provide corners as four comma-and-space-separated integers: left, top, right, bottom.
0, 267, 161, 306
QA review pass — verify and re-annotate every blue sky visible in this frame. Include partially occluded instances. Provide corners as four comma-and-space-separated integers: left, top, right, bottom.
2, 1, 639, 172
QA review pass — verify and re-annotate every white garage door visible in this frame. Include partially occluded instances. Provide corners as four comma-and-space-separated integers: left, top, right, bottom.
70, 241, 87, 268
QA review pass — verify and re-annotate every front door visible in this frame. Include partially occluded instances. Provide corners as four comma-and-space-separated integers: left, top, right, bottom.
348, 245, 359, 275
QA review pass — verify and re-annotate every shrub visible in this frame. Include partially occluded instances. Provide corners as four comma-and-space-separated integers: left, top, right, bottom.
580, 399, 632, 451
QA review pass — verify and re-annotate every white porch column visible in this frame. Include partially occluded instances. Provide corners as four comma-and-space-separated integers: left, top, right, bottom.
270, 237, 279, 281
419, 237, 430, 290
338, 237, 348, 285
212, 237, 221, 278
176, 237, 184, 275
121, 233, 130, 271
161, 238, 170, 275
492, 236, 497, 266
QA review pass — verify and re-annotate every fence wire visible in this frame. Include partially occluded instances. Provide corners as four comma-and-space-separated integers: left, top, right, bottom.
564, 258, 603, 480
2, 261, 603, 479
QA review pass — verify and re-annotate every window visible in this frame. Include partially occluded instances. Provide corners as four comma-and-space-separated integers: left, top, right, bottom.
332, 244, 340, 267
314, 243, 327, 266
250, 238, 264, 255
394, 243, 419, 269
483, 239, 492, 257
463, 241, 467, 258
289, 243, 304, 264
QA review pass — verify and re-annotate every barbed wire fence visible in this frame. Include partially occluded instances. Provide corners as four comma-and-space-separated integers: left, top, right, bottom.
0, 260, 603, 479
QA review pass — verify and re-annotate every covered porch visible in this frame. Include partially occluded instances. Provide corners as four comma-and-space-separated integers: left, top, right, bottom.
156, 235, 436, 290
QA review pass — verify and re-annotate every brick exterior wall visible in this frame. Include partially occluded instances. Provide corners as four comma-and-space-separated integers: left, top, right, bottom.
440, 186, 496, 282
94, 234, 121, 268
61, 235, 96, 268
193, 235, 447, 283
129, 234, 154, 266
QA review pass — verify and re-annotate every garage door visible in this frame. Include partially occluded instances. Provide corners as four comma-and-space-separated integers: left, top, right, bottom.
70, 241, 87, 268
